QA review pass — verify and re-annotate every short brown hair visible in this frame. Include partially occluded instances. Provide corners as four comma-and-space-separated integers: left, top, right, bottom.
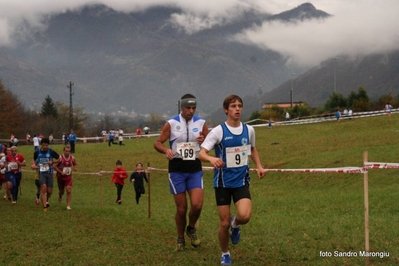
223, 94, 243, 110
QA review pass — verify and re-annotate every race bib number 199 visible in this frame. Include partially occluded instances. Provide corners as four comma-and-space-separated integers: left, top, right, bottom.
225, 145, 248, 168
176, 142, 196, 160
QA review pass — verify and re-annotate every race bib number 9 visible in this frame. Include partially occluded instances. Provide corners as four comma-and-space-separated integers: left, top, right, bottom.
225, 145, 248, 168
176, 142, 196, 160
63, 167, 72, 175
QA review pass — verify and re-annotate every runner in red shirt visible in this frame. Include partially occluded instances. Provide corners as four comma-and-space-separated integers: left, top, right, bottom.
54, 145, 77, 210
5, 146, 26, 203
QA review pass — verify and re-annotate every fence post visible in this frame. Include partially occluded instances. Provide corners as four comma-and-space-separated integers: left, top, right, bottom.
363, 151, 370, 266
147, 163, 151, 219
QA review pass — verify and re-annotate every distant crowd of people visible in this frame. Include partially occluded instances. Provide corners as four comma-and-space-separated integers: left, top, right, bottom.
103, 127, 151, 147
335, 108, 353, 122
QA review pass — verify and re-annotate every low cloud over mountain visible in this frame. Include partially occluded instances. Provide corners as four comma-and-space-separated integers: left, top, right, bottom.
0, 1, 398, 118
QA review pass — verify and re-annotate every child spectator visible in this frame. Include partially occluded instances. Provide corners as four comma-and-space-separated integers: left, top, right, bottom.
130, 163, 148, 204
111, 160, 127, 204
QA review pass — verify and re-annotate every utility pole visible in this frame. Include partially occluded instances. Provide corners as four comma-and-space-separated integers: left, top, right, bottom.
67, 81, 74, 129
290, 73, 294, 108
258, 85, 262, 112
334, 57, 337, 93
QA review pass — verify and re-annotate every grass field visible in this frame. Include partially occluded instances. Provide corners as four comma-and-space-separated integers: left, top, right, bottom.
1, 114, 398, 265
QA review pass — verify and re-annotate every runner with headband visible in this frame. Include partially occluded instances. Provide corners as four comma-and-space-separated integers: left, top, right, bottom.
154, 93, 209, 251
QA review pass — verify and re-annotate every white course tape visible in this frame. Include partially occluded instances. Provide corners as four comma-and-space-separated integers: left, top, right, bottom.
22, 162, 399, 176
364, 162, 399, 169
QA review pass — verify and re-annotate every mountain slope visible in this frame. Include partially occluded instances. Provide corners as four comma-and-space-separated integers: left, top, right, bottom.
1, 2, 397, 120
264, 52, 399, 108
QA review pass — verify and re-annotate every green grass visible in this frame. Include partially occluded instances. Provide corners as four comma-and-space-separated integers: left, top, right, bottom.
1, 115, 398, 265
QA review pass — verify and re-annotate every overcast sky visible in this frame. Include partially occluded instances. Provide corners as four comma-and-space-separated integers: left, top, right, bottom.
0, 0, 398, 67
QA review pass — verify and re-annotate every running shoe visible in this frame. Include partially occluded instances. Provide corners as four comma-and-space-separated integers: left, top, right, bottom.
185, 227, 201, 247
3, 195, 6, 200
117, 200, 122, 205
176, 238, 185, 251
46, 202, 50, 208
12, 200, 17, 204
221, 254, 232, 265
66, 206, 72, 211
230, 216, 240, 245
35, 198, 40, 206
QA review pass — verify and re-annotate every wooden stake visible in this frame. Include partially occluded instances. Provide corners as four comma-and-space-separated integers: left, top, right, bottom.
147, 163, 151, 219
363, 151, 370, 266
100, 172, 103, 210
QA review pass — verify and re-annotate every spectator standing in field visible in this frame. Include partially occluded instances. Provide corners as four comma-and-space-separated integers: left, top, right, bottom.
62, 133, 67, 145
348, 108, 353, 119
118, 134, 125, 146
144, 126, 150, 135
285, 111, 290, 121
198, 94, 267, 266
26, 133, 31, 145
335, 109, 341, 122
12, 137, 18, 146
54, 145, 77, 210
5, 146, 26, 204
33, 135, 40, 151
9, 134, 14, 147
136, 127, 142, 139
130, 163, 148, 204
154, 93, 209, 251
384, 102, 392, 116
31, 138, 60, 211
49, 134, 54, 144
69, 129, 77, 153
111, 160, 128, 204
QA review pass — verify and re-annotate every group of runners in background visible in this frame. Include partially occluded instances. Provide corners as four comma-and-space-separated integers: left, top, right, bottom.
0, 138, 77, 211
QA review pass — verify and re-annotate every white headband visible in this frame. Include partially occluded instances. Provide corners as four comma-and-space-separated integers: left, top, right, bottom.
180, 98, 197, 107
